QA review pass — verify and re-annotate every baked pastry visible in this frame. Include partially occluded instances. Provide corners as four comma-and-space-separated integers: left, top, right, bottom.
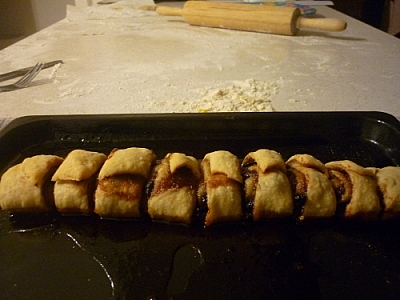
286, 154, 336, 221
0, 155, 63, 212
242, 149, 293, 220
94, 147, 156, 218
51, 149, 107, 214
373, 166, 400, 220
198, 150, 243, 227
147, 153, 202, 224
326, 160, 380, 220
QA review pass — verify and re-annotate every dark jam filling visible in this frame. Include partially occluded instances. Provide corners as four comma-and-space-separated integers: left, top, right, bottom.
293, 194, 307, 222
241, 167, 258, 184
327, 169, 353, 218
287, 169, 307, 222
241, 160, 256, 170
145, 179, 154, 199
242, 176, 257, 220
195, 195, 208, 226
151, 167, 199, 197
335, 185, 346, 200
194, 174, 242, 226
243, 200, 254, 220
328, 169, 351, 203
241, 160, 257, 220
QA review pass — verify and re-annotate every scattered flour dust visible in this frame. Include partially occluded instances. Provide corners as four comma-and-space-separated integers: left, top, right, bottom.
49, 62, 63, 82
148, 78, 282, 113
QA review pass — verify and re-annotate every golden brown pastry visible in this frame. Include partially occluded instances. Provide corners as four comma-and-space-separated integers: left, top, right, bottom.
286, 154, 336, 221
51, 149, 107, 214
326, 160, 381, 220
369, 166, 400, 220
0, 155, 64, 212
242, 149, 293, 220
147, 153, 202, 224
198, 150, 243, 227
94, 147, 156, 218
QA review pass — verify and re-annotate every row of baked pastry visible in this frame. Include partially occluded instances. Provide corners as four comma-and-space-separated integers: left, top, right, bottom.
0, 147, 399, 226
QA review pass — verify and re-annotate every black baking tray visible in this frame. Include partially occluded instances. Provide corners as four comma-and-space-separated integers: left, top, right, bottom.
1, 111, 400, 300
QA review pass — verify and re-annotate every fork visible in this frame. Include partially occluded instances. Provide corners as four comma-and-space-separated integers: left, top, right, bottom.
0, 63, 44, 93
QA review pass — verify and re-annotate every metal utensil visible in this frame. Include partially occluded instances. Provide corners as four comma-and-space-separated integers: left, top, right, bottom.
0, 63, 44, 93
0, 60, 63, 83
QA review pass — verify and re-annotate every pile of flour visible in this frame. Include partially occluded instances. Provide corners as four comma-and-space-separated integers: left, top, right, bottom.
147, 78, 282, 112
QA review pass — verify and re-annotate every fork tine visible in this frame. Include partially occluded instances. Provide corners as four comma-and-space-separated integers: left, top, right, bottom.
13, 63, 40, 85
16, 63, 43, 86
14, 63, 44, 88
0, 62, 45, 92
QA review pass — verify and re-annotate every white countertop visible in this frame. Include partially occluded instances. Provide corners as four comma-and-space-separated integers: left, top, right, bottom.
0, 0, 399, 120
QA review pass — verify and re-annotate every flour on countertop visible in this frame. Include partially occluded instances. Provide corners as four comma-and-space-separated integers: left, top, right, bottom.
66, 0, 154, 21
146, 78, 281, 112
49, 62, 63, 81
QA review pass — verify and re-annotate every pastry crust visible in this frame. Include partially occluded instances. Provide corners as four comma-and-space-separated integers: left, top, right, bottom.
169, 152, 202, 178
326, 160, 380, 220
287, 154, 328, 176
204, 150, 242, 184
0, 155, 63, 212
371, 166, 400, 220
148, 153, 201, 224
98, 147, 155, 179
94, 147, 156, 218
95, 175, 146, 218
247, 149, 287, 173
52, 150, 107, 214
242, 149, 293, 220
200, 150, 243, 226
52, 149, 107, 181
53, 180, 93, 214
286, 154, 336, 220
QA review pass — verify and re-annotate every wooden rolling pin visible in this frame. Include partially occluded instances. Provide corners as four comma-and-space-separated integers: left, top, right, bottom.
156, 1, 347, 36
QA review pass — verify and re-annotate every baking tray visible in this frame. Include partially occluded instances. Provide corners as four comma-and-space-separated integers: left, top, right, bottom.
1, 111, 400, 300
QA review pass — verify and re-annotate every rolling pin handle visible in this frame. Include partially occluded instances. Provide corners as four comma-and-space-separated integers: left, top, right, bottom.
297, 17, 347, 32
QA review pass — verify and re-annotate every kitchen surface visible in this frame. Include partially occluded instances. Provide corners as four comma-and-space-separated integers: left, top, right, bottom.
1, 1, 400, 299
0, 0, 399, 124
